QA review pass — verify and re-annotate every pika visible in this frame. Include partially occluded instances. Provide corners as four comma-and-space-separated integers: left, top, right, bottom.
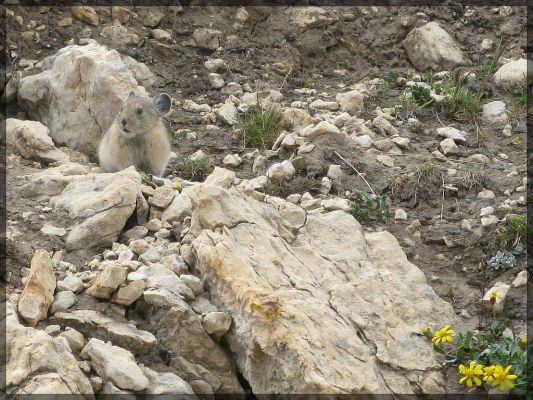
98, 92, 172, 177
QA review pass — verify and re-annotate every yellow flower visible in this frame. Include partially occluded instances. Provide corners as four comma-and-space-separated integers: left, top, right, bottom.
491, 365, 517, 391
432, 325, 454, 345
172, 181, 182, 191
519, 337, 527, 349
490, 290, 500, 300
483, 365, 496, 383
458, 361, 484, 387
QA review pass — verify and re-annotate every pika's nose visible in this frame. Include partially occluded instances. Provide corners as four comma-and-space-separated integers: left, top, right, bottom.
121, 118, 127, 127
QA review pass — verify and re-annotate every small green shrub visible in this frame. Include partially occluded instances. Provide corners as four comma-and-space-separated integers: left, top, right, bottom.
239, 105, 283, 150
411, 85, 432, 106
439, 80, 483, 121
176, 157, 213, 181
384, 70, 400, 85
499, 215, 526, 247
349, 193, 391, 223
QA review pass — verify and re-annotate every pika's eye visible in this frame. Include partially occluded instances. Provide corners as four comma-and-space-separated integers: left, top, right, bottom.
137, 107, 143, 114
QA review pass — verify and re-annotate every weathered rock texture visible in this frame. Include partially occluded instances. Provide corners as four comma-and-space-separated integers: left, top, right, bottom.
181, 169, 457, 394
20, 164, 141, 250
6, 299, 93, 396
403, 22, 468, 71
17, 249, 56, 326
17, 42, 150, 157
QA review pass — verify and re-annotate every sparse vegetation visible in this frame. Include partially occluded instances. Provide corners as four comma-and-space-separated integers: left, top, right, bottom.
499, 215, 526, 247
438, 72, 483, 121
349, 192, 391, 223
176, 157, 213, 181
239, 104, 284, 150
384, 70, 400, 85
411, 85, 433, 106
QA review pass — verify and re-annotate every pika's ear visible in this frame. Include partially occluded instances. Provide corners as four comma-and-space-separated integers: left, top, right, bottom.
153, 93, 171, 116
126, 91, 135, 102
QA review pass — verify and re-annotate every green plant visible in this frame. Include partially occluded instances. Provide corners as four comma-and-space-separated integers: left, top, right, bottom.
425, 321, 528, 394
439, 74, 483, 121
499, 215, 526, 247
176, 157, 213, 181
349, 192, 391, 223
411, 85, 433, 106
170, 129, 185, 142
137, 169, 149, 180
239, 104, 283, 150
488, 242, 524, 270
384, 70, 400, 85
423, 71, 435, 85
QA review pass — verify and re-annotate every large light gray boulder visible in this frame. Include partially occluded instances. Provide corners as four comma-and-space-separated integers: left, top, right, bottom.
17, 42, 149, 157
403, 22, 468, 71
181, 168, 457, 394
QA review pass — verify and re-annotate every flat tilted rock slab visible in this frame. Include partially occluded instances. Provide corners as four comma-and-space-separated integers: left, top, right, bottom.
183, 175, 457, 394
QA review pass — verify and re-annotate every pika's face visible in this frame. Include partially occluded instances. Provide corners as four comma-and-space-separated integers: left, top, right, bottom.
117, 92, 171, 138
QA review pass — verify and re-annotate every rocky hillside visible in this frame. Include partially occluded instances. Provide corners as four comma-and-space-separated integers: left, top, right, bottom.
3, 4, 529, 397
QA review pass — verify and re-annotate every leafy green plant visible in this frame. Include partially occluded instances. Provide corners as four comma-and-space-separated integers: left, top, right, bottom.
499, 215, 526, 247
349, 192, 391, 223
176, 157, 213, 181
411, 85, 433, 106
239, 104, 284, 150
424, 322, 528, 394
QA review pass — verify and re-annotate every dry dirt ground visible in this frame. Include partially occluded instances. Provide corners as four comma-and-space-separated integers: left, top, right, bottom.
3, 5, 528, 394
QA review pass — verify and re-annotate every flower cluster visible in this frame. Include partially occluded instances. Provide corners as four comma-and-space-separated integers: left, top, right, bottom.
458, 361, 517, 390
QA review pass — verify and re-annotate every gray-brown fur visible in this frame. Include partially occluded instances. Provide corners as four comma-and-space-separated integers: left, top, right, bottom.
98, 92, 172, 177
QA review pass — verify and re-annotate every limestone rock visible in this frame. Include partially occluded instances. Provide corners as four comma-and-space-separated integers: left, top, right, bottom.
59, 328, 86, 353
57, 274, 84, 293
493, 58, 531, 87
143, 367, 197, 395
52, 309, 156, 354
161, 188, 193, 224
136, 263, 195, 301
191, 28, 222, 51
403, 22, 468, 71
17, 42, 150, 157
100, 23, 140, 46
266, 160, 295, 181
111, 280, 146, 306
140, 292, 244, 394
283, 107, 314, 133
6, 299, 93, 395
71, 5, 99, 26
436, 126, 467, 144
17, 249, 56, 326
202, 312, 232, 337
182, 173, 456, 394
81, 338, 149, 391
6, 119, 69, 163
216, 100, 239, 125
86, 262, 129, 299
335, 90, 364, 113
482, 101, 508, 127
149, 186, 176, 209
31, 166, 141, 250
303, 121, 344, 141
50, 290, 77, 314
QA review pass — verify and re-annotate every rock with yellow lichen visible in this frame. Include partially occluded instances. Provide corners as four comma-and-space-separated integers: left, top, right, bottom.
177, 167, 458, 395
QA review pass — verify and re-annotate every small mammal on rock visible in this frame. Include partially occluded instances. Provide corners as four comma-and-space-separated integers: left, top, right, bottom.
98, 91, 172, 177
